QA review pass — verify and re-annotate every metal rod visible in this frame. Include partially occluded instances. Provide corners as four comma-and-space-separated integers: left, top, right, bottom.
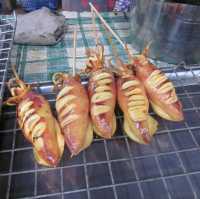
0, 58, 9, 61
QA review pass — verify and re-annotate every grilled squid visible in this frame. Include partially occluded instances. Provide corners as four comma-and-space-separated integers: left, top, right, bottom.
5, 78, 64, 167
127, 45, 184, 121
85, 44, 116, 139
53, 73, 93, 156
110, 58, 158, 144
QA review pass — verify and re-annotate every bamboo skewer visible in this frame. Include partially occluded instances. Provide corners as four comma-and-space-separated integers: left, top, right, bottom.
89, 2, 126, 50
12, 64, 20, 80
72, 27, 77, 77
91, 8, 99, 45
106, 31, 119, 62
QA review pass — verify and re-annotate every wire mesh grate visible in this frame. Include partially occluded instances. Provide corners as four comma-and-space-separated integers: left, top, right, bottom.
0, 63, 200, 199
0, 12, 16, 114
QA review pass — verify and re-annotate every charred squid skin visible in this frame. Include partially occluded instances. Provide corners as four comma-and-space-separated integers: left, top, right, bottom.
89, 69, 117, 139
124, 115, 158, 144
84, 44, 117, 139
5, 78, 64, 167
34, 117, 64, 167
65, 119, 93, 157
121, 77, 149, 142
55, 74, 93, 156
117, 73, 158, 144
146, 69, 184, 121
18, 93, 64, 167
132, 53, 184, 122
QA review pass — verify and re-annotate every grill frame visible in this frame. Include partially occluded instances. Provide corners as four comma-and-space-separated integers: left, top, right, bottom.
0, 12, 16, 114
1, 9, 200, 199
1, 62, 200, 198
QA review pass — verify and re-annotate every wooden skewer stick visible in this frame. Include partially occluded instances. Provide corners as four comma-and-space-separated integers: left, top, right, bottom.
72, 27, 77, 77
91, 7, 99, 45
89, 2, 126, 50
12, 64, 20, 80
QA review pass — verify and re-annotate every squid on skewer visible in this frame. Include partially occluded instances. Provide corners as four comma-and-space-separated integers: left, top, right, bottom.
4, 73, 64, 167
126, 44, 184, 122
84, 44, 117, 139
53, 28, 93, 156
53, 73, 93, 156
88, 5, 183, 122
109, 55, 158, 144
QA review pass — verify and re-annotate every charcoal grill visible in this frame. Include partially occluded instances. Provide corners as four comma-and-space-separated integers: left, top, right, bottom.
1, 11, 200, 199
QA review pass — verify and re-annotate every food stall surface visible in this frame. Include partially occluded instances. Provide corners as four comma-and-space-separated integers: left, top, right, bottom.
0, 11, 200, 199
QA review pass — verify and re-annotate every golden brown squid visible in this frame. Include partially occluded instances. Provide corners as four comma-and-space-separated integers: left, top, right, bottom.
110, 58, 158, 144
84, 44, 117, 139
5, 77, 64, 167
53, 73, 93, 156
127, 44, 184, 122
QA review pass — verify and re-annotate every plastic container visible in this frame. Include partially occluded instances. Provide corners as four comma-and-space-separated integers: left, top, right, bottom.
18, 0, 58, 12
130, 0, 200, 64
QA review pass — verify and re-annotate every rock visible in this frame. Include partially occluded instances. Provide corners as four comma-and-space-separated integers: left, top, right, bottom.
14, 7, 66, 45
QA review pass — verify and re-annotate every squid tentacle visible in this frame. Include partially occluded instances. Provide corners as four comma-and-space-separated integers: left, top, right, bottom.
4, 78, 31, 106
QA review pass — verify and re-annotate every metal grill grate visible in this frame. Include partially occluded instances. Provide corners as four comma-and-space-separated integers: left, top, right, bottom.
0, 13, 16, 114
0, 64, 200, 199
